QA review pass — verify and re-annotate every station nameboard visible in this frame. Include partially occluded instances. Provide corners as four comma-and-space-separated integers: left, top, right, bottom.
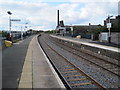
10, 19, 21, 21
107, 23, 111, 28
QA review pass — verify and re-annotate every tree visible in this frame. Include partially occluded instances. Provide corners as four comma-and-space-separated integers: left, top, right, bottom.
2, 31, 8, 37
88, 26, 107, 34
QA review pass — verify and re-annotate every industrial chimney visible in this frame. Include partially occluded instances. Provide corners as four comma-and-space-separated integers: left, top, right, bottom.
57, 10, 59, 26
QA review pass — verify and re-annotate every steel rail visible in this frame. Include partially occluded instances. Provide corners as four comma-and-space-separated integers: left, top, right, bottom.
48, 36, 120, 77
50, 36, 119, 67
50, 36, 120, 67
39, 35, 107, 89
38, 35, 72, 90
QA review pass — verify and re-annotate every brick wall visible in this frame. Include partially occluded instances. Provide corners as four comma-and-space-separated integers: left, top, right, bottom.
100, 32, 120, 44
111, 32, 120, 44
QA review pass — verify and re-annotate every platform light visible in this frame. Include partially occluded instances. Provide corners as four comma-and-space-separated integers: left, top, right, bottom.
7, 11, 12, 37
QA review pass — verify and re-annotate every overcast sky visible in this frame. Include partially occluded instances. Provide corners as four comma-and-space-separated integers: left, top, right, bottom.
0, 0, 119, 31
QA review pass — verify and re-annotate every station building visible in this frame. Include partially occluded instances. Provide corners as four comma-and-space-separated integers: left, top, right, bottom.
56, 15, 120, 45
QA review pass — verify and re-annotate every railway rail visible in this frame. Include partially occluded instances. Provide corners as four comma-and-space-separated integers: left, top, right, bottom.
38, 34, 108, 89
48, 35, 120, 77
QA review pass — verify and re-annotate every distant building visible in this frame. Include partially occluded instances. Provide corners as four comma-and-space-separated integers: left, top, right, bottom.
67, 23, 101, 34
56, 20, 101, 38
71, 24, 101, 39
56, 20, 66, 36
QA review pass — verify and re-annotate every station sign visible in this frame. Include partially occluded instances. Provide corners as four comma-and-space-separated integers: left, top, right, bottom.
10, 19, 21, 21
107, 23, 111, 28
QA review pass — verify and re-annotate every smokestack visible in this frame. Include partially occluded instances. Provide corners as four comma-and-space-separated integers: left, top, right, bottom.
57, 10, 59, 26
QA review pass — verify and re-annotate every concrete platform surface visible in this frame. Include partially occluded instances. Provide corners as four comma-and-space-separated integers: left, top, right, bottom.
50, 35, 120, 53
19, 35, 65, 89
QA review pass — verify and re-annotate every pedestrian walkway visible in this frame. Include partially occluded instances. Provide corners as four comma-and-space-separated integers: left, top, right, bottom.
2, 35, 34, 88
18, 35, 65, 88
50, 35, 120, 53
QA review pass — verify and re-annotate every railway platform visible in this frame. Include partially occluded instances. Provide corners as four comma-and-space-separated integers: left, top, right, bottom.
50, 35, 119, 61
50, 35, 119, 53
18, 35, 65, 88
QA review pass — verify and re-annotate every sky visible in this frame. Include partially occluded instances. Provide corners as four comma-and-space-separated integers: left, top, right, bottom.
0, 0, 119, 31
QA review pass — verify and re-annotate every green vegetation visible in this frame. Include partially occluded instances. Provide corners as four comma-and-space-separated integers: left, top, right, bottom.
73, 26, 88, 34
89, 22, 119, 34
1, 31, 8, 37
90, 26, 107, 34
32, 30, 44, 34
44, 30, 57, 34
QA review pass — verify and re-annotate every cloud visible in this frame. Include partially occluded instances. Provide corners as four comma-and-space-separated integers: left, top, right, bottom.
0, 0, 119, 31
0, 0, 52, 30
57, 1, 118, 25
69, 0, 119, 3
118, 1, 120, 15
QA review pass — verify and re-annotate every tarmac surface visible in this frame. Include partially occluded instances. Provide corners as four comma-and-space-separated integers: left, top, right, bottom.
2, 35, 65, 89
18, 35, 65, 88
2, 35, 34, 88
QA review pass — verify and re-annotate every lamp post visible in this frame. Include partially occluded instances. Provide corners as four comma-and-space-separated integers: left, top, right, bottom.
7, 11, 12, 36
107, 15, 113, 43
70, 24, 73, 37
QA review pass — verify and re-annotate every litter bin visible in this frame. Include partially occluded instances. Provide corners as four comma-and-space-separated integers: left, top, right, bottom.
4, 40, 12, 47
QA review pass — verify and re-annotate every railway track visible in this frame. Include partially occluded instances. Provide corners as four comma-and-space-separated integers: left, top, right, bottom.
48, 35, 120, 77
38, 34, 107, 89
